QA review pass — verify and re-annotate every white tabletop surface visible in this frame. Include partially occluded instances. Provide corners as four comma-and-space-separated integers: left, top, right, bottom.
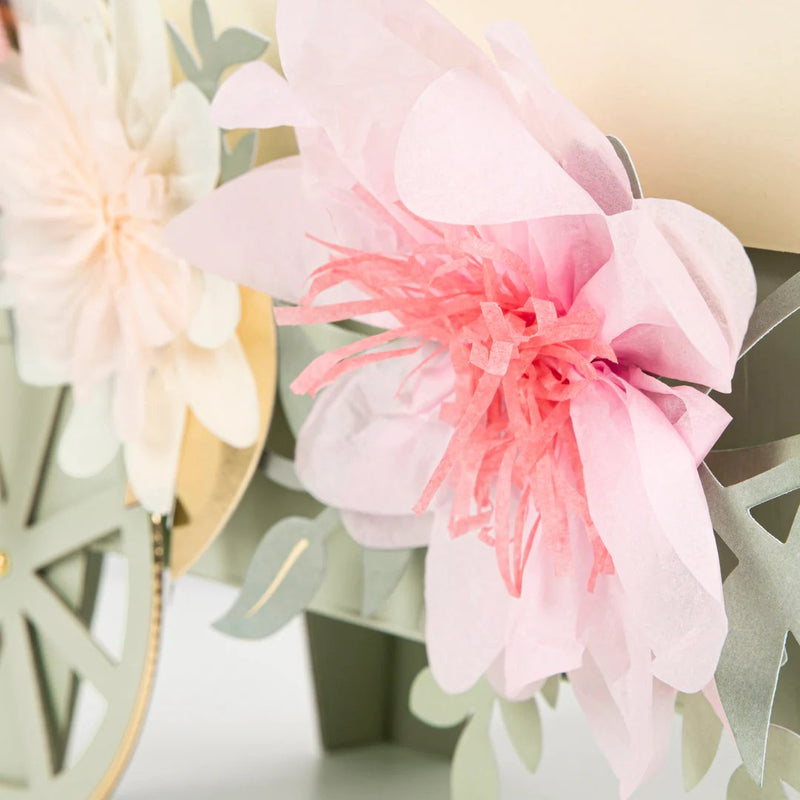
74, 560, 744, 800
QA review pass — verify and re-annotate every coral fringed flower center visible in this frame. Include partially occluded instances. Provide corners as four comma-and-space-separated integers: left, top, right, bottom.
276, 227, 617, 596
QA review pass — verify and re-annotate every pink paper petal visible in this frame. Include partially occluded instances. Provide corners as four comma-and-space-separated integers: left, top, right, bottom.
276, 0, 489, 200
626, 368, 731, 465
486, 21, 633, 215
570, 584, 677, 799
295, 351, 453, 516
425, 508, 514, 694
395, 68, 600, 225
575, 208, 735, 391
340, 509, 433, 549
571, 376, 727, 693
503, 513, 589, 693
638, 197, 756, 373
212, 60, 316, 131
164, 157, 333, 302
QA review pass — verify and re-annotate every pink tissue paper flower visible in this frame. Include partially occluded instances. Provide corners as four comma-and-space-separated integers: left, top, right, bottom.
0, 0, 259, 513
166, 0, 757, 793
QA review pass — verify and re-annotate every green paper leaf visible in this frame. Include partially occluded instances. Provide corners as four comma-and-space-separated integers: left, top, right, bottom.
167, 23, 200, 83
220, 131, 257, 184
214, 515, 329, 639
682, 691, 724, 791
701, 444, 800, 783
191, 0, 215, 55
728, 726, 800, 800
214, 27, 270, 67
541, 675, 561, 709
360, 547, 413, 618
452, 714, 500, 800
277, 326, 319, 437
409, 667, 469, 729
499, 698, 542, 773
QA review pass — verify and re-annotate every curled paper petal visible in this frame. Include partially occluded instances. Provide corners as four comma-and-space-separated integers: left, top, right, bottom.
295, 352, 452, 516
212, 60, 316, 130
395, 68, 600, 225
165, 157, 332, 301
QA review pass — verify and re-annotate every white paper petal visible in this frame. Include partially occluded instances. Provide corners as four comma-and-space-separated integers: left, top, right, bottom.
111, 0, 172, 149
186, 272, 241, 350
12, 322, 68, 386
124, 365, 185, 514
57, 384, 120, 478
145, 81, 220, 213
176, 336, 259, 449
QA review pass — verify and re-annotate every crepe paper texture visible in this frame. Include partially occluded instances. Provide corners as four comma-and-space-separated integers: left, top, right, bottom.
0, 0, 263, 514
214, 508, 340, 639
165, 0, 757, 794
410, 666, 545, 799
167, 0, 269, 183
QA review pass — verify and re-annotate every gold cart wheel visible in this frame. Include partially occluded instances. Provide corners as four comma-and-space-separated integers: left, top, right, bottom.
0, 315, 162, 800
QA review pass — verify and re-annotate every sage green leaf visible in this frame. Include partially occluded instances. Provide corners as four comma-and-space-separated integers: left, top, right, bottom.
452, 714, 500, 800
728, 726, 800, 800
409, 667, 469, 729
191, 0, 215, 55
167, 23, 200, 83
214, 516, 328, 639
541, 675, 561, 709
499, 698, 542, 773
277, 326, 319, 437
682, 691, 724, 791
214, 27, 270, 66
360, 547, 413, 618
262, 451, 305, 493
220, 131, 257, 184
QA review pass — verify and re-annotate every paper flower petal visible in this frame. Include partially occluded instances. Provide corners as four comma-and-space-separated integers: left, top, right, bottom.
639, 197, 757, 374
570, 611, 677, 799
144, 80, 220, 213
187, 272, 241, 350
425, 509, 514, 694
124, 366, 186, 515
627, 368, 731, 466
212, 60, 316, 130
176, 336, 259, 449
485, 21, 633, 215
295, 352, 453, 516
57, 384, 120, 477
502, 523, 588, 694
395, 68, 600, 225
340, 509, 433, 549
276, 0, 488, 200
576, 208, 737, 391
111, 0, 172, 148
164, 157, 332, 302
572, 376, 727, 693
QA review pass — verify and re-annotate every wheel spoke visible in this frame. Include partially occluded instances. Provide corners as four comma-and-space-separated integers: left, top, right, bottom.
26, 487, 125, 571
5, 612, 53, 789
3, 387, 62, 526
24, 577, 117, 697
